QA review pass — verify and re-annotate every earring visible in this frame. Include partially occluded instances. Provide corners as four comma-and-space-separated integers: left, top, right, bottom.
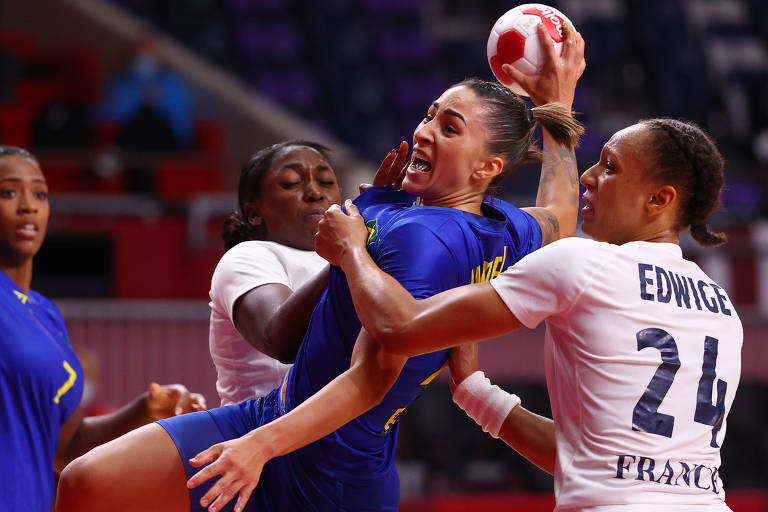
249, 216, 262, 226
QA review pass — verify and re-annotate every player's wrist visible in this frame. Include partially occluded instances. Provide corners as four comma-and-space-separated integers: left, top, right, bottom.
453, 370, 521, 438
338, 243, 368, 271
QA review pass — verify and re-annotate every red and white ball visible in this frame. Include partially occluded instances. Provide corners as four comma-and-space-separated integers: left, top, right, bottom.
487, 4, 574, 96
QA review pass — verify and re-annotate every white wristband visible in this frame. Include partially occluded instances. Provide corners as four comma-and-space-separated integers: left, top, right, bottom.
452, 370, 521, 438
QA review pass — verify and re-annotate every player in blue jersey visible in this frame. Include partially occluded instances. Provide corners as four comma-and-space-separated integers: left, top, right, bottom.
57, 23, 585, 512
0, 145, 207, 512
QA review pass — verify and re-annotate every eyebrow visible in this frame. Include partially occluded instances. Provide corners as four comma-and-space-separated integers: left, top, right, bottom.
280, 163, 332, 171
0, 177, 46, 183
431, 102, 466, 126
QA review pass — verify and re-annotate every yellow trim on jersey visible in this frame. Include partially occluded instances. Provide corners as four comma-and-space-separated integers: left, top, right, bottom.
420, 362, 447, 386
53, 361, 77, 404
382, 407, 406, 432
13, 290, 29, 304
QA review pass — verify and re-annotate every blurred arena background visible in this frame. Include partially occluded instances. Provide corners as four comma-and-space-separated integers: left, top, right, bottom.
1, 0, 766, 509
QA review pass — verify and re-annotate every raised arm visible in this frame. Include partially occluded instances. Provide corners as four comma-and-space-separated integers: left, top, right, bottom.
506, 22, 585, 244
315, 202, 523, 356
186, 329, 407, 512
234, 265, 329, 363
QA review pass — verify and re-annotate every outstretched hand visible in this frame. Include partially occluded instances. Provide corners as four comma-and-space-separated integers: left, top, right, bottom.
501, 21, 585, 108
147, 383, 206, 420
359, 141, 409, 194
187, 433, 269, 512
315, 199, 369, 267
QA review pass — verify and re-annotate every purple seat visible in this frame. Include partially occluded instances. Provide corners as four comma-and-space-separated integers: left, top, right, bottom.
237, 22, 301, 61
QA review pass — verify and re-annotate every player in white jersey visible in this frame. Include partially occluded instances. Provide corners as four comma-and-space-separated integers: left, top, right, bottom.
292, 117, 739, 511
209, 141, 341, 404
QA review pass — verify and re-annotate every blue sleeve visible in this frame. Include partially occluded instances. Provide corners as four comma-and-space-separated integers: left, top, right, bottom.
512, 209, 543, 258
484, 197, 542, 262
353, 186, 416, 210
372, 220, 461, 299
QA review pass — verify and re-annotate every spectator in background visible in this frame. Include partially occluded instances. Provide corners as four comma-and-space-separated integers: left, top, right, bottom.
209, 140, 342, 405
100, 35, 193, 150
0, 145, 206, 512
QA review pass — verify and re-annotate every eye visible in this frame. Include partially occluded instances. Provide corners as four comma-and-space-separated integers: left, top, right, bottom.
422, 114, 434, 123
0, 189, 16, 199
34, 190, 48, 200
320, 180, 336, 187
281, 181, 301, 189
444, 124, 457, 134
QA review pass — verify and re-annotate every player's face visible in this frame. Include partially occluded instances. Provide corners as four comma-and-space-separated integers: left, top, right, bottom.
0, 155, 49, 266
580, 124, 659, 244
245, 146, 341, 251
403, 86, 491, 204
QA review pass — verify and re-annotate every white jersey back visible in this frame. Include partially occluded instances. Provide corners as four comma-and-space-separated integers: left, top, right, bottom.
490, 238, 742, 511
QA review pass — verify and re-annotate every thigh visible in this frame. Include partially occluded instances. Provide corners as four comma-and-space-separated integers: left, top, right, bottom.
57, 422, 190, 512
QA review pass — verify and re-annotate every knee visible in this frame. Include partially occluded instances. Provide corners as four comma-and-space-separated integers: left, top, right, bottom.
56, 454, 104, 512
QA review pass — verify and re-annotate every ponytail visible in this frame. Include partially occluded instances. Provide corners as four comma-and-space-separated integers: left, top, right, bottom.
221, 212, 262, 251
531, 102, 584, 151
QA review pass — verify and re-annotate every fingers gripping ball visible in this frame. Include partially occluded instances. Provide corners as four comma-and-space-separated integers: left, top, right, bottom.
487, 4, 574, 96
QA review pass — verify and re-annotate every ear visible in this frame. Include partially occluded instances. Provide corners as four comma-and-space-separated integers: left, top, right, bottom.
472, 155, 504, 182
647, 184, 677, 217
243, 201, 263, 226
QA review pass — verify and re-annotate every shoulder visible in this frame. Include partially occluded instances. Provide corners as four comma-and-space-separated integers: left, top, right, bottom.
354, 186, 416, 212
484, 196, 528, 221
518, 236, 613, 270
215, 241, 305, 270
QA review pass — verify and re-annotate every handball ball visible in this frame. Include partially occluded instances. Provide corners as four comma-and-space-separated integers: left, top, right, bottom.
487, 4, 574, 96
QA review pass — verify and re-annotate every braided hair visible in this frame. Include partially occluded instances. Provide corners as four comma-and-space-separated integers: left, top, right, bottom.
640, 119, 727, 247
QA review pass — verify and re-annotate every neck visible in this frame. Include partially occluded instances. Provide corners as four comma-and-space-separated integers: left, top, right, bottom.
1, 260, 33, 293
420, 190, 486, 216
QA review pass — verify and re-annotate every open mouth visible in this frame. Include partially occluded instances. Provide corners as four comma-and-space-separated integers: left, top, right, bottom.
580, 196, 594, 216
410, 157, 432, 173
16, 224, 38, 238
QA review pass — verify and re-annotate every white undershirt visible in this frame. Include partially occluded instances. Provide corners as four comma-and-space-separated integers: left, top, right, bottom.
208, 240, 327, 405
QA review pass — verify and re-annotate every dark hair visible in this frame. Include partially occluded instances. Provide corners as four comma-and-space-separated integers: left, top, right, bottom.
0, 145, 37, 162
456, 78, 584, 188
640, 118, 727, 247
222, 140, 333, 250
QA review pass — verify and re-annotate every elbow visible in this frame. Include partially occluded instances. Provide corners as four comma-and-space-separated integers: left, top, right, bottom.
372, 323, 416, 356
273, 344, 299, 364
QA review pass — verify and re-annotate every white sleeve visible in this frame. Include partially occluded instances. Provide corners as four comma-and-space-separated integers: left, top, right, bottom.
209, 242, 291, 323
489, 238, 607, 329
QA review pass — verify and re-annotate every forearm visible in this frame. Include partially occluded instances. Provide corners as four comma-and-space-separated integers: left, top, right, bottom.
247, 365, 382, 459
262, 266, 330, 362
58, 392, 152, 466
339, 247, 420, 345
532, 130, 580, 242
498, 405, 556, 475
245, 331, 405, 459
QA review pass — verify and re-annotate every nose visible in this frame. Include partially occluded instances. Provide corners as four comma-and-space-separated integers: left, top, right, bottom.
18, 190, 38, 213
413, 120, 434, 146
304, 180, 325, 202
580, 164, 597, 188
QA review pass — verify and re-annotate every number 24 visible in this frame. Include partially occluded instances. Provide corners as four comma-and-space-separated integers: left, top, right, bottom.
632, 328, 727, 448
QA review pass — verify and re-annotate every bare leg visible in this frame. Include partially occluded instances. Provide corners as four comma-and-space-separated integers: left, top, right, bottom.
56, 423, 190, 512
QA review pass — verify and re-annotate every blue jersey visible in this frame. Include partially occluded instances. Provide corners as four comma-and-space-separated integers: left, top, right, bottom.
161, 187, 542, 511
281, 187, 541, 508
0, 271, 83, 511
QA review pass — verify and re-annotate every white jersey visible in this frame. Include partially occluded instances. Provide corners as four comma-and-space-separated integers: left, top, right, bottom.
209, 240, 327, 405
490, 238, 742, 511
